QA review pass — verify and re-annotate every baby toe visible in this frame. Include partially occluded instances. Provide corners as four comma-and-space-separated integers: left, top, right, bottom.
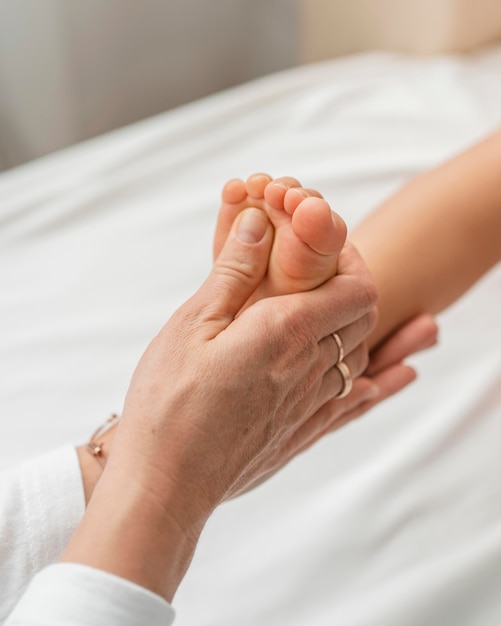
245, 173, 273, 199
222, 178, 248, 204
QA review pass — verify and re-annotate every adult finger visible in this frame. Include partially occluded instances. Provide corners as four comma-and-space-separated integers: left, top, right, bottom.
231, 369, 382, 498
292, 352, 418, 455
311, 308, 377, 384
310, 341, 371, 412
262, 353, 418, 476
366, 314, 438, 376
191, 208, 273, 334
329, 308, 378, 363
329, 363, 417, 431
281, 377, 382, 459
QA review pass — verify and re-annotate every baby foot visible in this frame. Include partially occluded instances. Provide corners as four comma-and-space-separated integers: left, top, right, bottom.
214, 173, 347, 300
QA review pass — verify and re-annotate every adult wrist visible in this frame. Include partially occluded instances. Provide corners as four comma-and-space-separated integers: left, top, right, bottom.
62, 463, 205, 602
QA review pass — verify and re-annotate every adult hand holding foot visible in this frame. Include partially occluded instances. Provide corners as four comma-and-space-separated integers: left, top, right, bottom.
210, 173, 439, 491
73, 172, 438, 508
7, 206, 379, 625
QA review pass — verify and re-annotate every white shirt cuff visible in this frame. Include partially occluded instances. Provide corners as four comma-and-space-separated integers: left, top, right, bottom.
6, 563, 175, 626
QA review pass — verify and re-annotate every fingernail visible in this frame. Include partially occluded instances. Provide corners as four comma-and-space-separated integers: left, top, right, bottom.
236, 208, 268, 243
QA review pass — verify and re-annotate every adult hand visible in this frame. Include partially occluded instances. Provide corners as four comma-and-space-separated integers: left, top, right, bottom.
112, 214, 377, 519
300, 312, 439, 438
236, 314, 439, 494
64, 207, 377, 600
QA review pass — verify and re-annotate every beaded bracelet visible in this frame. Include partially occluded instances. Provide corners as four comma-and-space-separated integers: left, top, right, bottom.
86, 413, 120, 468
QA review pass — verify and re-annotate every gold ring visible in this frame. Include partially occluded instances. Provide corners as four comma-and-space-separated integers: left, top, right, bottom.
332, 332, 344, 363
335, 360, 352, 399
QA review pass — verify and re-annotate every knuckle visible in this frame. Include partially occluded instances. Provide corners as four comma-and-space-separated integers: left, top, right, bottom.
348, 343, 369, 378
272, 300, 312, 344
267, 307, 320, 375
213, 256, 255, 287
361, 344, 370, 372
356, 343, 370, 375
357, 277, 378, 312
365, 307, 379, 335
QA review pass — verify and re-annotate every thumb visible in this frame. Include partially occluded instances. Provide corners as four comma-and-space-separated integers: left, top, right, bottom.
197, 207, 273, 330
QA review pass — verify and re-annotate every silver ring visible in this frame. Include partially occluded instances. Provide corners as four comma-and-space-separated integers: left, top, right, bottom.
335, 360, 352, 399
332, 332, 344, 363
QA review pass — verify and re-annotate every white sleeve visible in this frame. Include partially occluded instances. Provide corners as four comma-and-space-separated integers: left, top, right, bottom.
0, 446, 85, 620
5, 564, 175, 626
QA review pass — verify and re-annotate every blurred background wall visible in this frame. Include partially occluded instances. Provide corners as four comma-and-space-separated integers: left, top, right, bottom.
0, 0, 299, 170
1, 0, 500, 171
300, 0, 501, 61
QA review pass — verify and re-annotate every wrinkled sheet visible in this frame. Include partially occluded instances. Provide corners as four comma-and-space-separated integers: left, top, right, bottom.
1, 49, 501, 625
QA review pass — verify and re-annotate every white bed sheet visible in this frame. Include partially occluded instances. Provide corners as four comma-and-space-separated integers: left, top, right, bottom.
1, 49, 501, 625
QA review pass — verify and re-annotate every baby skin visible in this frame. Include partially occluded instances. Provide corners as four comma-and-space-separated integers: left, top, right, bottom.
213, 173, 347, 302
